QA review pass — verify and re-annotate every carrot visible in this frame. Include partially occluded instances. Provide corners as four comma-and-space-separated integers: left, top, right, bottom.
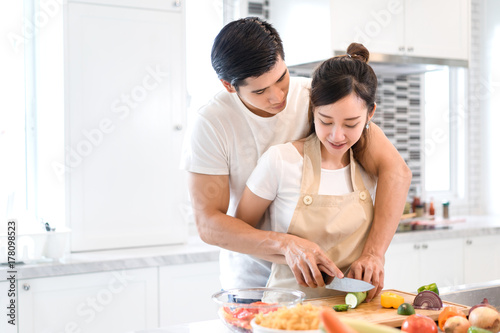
320, 308, 358, 333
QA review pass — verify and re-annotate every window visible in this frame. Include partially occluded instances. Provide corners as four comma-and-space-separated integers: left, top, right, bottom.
423, 67, 466, 201
424, 69, 450, 192
0, 1, 64, 230
1, 2, 28, 224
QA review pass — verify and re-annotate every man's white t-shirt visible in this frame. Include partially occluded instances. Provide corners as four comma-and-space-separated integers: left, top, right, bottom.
180, 77, 312, 289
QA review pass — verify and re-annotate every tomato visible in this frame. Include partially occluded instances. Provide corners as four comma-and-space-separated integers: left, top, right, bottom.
221, 302, 279, 331
438, 306, 467, 331
401, 314, 438, 333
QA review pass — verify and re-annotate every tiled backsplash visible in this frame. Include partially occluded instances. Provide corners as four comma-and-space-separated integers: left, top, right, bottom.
373, 75, 422, 201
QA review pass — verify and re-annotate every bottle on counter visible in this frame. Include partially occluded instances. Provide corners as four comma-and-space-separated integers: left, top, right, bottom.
412, 196, 421, 213
442, 201, 450, 219
429, 198, 435, 216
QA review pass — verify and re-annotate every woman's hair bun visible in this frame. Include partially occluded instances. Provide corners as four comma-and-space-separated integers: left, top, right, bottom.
346, 43, 370, 63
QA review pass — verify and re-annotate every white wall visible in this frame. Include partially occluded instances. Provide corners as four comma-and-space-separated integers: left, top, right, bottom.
269, 0, 331, 66
483, 0, 500, 215
186, 0, 225, 117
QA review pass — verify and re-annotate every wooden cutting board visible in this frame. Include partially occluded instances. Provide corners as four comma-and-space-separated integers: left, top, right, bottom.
305, 289, 470, 328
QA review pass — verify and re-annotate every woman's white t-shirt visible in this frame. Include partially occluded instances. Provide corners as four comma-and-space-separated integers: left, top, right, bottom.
246, 142, 377, 245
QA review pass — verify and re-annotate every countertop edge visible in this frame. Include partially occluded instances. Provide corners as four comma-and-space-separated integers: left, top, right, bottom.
0, 236, 220, 281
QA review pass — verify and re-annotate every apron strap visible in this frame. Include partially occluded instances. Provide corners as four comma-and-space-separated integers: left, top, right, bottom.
301, 133, 322, 193
349, 149, 368, 192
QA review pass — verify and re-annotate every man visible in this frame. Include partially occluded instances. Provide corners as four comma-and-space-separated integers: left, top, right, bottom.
181, 17, 411, 301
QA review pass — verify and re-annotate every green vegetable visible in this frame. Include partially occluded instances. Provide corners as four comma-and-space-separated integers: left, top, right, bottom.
467, 327, 493, 333
397, 303, 416, 315
345, 292, 367, 309
417, 282, 439, 295
333, 304, 350, 312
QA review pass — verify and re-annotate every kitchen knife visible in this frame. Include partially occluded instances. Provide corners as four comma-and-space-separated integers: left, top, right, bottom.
325, 277, 375, 292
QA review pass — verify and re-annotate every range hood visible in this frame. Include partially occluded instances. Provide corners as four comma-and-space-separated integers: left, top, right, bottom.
289, 51, 468, 78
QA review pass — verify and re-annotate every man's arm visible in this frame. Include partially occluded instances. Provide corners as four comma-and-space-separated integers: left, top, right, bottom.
348, 123, 412, 301
187, 172, 343, 287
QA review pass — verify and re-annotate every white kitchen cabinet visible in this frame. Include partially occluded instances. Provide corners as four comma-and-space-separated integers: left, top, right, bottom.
330, 0, 469, 62
463, 234, 500, 284
384, 242, 420, 291
17, 267, 158, 333
404, 0, 469, 61
159, 261, 221, 326
0, 280, 17, 333
330, 0, 404, 58
65, 0, 188, 251
384, 238, 464, 292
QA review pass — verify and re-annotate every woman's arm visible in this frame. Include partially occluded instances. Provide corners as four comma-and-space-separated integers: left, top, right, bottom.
188, 172, 342, 287
235, 186, 273, 228
350, 123, 412, 301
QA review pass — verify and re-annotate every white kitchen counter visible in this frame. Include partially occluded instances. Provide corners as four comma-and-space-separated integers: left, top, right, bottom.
390, 215, 500, 244
1, 215, 499, 281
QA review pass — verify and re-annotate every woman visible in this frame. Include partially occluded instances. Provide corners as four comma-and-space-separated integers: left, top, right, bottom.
235, 43, 379, 298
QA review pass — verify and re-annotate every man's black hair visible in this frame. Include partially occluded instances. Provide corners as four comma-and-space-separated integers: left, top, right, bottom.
211, 17, 285, 89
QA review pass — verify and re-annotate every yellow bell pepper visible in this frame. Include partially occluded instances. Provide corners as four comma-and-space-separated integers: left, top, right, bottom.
381, 292, 405, 309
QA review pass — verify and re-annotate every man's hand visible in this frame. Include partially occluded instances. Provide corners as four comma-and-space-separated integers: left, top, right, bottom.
282, 234, 344, 288
347, 253, 385, 302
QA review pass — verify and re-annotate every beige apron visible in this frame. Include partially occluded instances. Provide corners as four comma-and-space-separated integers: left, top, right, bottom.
266, 134, 374, 298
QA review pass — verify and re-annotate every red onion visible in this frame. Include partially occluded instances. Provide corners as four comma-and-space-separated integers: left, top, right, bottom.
413, 290, 443, 310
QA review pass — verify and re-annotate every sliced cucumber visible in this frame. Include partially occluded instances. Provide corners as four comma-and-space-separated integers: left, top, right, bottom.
345, 292, 367, 309
333, 304, 350, 312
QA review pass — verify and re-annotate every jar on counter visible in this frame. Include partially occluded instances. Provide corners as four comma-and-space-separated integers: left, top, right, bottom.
442, 201, 450, 219
415, 204, 424, 217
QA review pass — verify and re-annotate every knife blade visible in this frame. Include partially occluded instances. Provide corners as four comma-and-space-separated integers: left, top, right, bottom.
325, 277, 375, 292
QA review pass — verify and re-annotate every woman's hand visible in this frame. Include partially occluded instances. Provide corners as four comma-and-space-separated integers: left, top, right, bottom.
347, 253, 385, 302
282, 234, 344, 288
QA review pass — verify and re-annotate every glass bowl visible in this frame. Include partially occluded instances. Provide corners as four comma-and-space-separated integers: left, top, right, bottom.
212, 287, 306, 333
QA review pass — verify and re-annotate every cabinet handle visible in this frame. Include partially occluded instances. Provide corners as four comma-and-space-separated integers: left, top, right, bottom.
422, 243, 428, 249
398, 46, 405, 52
466, 239, 472, 245
173, 0, 181, 7
407, 46, 414, 52
414, 244, 420, 250
23, 283, 30, 291
174, 124, 183, 131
